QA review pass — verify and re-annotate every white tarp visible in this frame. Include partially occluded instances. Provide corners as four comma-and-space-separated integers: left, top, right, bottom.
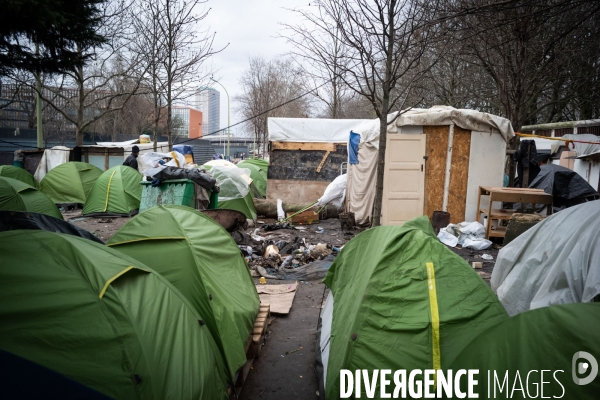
34, 146, 70, 181
209, 165, 251, 201
316, 174, 347, 209
268, 117, 371, 143
491, 200, 600, 316
140, 151, 187, 177
437, 221, 492, 250
549, 134, 600, 157
318, 292, 334, 389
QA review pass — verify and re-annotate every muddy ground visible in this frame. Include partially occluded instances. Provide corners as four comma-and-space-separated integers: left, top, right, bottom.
64, 210, 501, 399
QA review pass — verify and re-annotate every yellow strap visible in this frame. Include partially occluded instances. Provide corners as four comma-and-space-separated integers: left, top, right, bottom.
170, 152, 180, 167
103, 170, 116, 212
426, 262, 441, 377
99, 266, 134, 298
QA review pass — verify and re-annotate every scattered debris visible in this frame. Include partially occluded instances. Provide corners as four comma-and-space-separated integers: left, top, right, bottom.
285, 347, 303, 355
481, 254, 494, 261
472, 262, 483, 269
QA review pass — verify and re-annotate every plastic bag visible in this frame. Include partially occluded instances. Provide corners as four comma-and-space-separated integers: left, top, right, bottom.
316, 174, 347, 209
208, 166, 251, 201
462, 237, 492, 250
437, 229, 459, 247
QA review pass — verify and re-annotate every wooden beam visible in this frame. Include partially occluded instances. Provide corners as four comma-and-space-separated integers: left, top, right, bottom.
271, 141, 341, 151
316, 150, 331, 173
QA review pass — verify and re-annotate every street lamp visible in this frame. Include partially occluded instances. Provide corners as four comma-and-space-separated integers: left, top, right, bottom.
210, 78, 230, 158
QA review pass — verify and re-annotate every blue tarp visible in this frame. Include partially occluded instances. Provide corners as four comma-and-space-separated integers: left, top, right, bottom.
173, 144, 194, 155
348, 131, 360, 164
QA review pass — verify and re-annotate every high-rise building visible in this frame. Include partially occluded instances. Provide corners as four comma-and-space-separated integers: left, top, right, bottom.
195, 88, 220, 136
171, 106, 203, 138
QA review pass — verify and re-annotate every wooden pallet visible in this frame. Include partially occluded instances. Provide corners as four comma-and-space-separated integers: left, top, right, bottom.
229, 304, 271, 399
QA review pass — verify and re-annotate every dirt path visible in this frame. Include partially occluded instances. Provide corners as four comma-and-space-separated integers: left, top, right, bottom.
240, 279, 326, 400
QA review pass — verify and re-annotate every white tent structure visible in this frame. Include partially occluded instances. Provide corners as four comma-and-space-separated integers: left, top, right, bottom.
347, 106, 514, 226
491, 200, 600, 316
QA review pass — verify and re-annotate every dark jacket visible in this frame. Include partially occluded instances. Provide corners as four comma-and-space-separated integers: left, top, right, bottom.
123, 154, 139, 171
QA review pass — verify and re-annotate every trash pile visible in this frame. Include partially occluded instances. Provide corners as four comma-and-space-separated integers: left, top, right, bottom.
234, 226, 341, 281
437, 221, 492, 250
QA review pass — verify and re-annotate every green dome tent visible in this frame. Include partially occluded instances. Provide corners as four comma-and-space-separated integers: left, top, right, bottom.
83, 165, 142, 216
40, 162, 103, 204
107, 205, 260, 379
451, 303, 600, 399
0, 177, 63, 219
237, 159, 268, 198
203, 164, 257, 220
317, 216, 508, 399
0, 230, 229, 400
0, 165, 39, 188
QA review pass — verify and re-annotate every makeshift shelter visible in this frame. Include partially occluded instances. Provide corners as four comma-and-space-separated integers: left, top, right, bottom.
0, 230, 229, 400
80, 140, 170, 171
491, 200, 600, 316
267, 118, 369, 204
0, 165, 39, 188
0, 210, 102, 243
107, 205, 260, 378
347, 106, 514, 226
40, 162, 103, 204
526, 163, 598, 210
451, 303, 600, 399
316, 216, 508, 399
82, 165, 142, 216
237, 159, 268, 198
0, 177, 63, 219
205, 164, 257, 220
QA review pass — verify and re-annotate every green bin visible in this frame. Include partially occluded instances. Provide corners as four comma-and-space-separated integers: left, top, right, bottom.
140, 179, 196, 212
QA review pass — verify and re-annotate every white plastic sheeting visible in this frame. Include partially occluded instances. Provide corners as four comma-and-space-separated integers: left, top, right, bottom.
34, 146, 70, 181
268, 117, 371, 143
550, 134, 600, 157
209, 166, 251, 201
140, 151, 187, 177
437, 221, 492, 250
491, 201, 600, 316
318, 292, 334, 389
316, 174, 347, 209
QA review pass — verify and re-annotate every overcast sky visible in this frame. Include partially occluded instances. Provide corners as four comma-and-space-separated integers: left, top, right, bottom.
202, 0, 310, 136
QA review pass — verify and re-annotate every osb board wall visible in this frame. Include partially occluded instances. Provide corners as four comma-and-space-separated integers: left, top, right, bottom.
267, 144, 347, 182
423, 125, 471, 224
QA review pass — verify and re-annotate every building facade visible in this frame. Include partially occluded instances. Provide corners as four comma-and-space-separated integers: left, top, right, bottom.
171, 106, 203, 139
195, 88, 220, 135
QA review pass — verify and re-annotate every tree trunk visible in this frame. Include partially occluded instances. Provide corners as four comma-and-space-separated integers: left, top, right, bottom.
75, 52, 85, 147
371, 112, 389, 226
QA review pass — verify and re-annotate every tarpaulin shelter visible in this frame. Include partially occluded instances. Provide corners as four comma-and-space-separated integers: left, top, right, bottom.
346, 106, 514, 226
451, 303, 600, 399
0, 165, 39, 188
527, 163, 598, 210
237, 159, 268, 198
267, 118, 367, 204
0, 230, 229, 400
316, 216, 508, 399
40, 162, 103, 204
107, 205, 260, 379
0, 210, 102, 243
204, 164, 257, 220
83, 165, 142, 216
491, 200, 600, 316
0, 177, 62, 219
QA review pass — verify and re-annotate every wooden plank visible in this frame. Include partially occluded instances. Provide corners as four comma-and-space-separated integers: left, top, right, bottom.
424, 126, 448, 220
271, 141, 338, 151
316, 150, 331, 173
447, 127, 471, 223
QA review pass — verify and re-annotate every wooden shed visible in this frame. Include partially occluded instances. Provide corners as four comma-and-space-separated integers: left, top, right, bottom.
346, 106, 514, 226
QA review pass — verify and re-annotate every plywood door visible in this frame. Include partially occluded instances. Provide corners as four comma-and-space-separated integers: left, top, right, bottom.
382, 134, 426, 225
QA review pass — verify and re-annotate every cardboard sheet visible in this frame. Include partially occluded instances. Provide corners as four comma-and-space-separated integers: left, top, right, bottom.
256, 281, 298, 314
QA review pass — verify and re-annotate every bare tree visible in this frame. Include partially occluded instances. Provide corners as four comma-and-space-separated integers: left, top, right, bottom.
302, 0, 441, 226
282, 6, 353, 119
132, 0, 223, 150
236, 56, 313, 156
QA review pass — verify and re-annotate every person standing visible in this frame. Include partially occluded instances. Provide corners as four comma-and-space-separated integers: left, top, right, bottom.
123, 145, 140, 171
